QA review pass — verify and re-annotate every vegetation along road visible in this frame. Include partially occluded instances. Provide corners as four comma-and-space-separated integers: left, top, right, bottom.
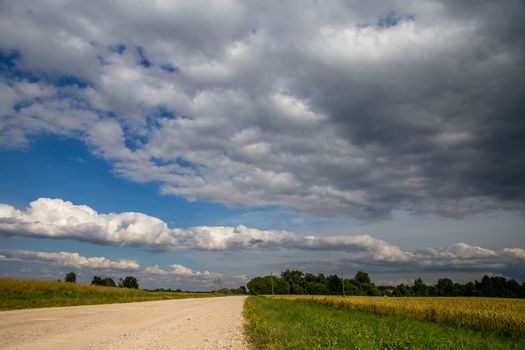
0, 296, 248, 350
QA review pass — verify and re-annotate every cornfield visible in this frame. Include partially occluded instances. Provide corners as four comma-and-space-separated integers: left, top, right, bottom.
273, 295, 525, 337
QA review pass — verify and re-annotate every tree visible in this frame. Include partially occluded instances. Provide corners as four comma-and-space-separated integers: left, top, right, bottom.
327, 274, 343, 295
412, 278, 429, 296
353, 271, 378, 295
305, 281, 328, 295
344, 279, 365, 295
289, 283, 304, 294
92, 276, 116, 287
247, 277, 267, 294
102, 277, 116, 287
281, 270, 306, 294
247, 276, 290, 295
393, 284, 414, 297
355, 271, 371, 284
436, 278, 454, 296
65, 272, 76, 283
120, 276, 139, 289
91, 276, 102, 285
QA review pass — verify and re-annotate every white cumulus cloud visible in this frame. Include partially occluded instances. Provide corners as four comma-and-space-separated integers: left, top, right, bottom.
1, 197, 524, 279
0, 249, 140, 270
0, 198, 405, 260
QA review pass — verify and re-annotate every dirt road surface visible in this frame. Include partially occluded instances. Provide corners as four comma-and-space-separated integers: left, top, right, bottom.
0, 296, 248, 350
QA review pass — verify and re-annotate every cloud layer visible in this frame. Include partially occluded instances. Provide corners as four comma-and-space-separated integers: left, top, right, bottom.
1, 198, 523, 279
1, 1, 524, 220
0, 249, 139, 271
0, 198, 406, 257
0, 248, 248, 290
267, 242, 525, 280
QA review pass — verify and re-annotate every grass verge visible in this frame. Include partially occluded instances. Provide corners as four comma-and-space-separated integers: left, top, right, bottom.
0, 278, 218, 310
273, 295, 525, 337
244, 296, 525, 350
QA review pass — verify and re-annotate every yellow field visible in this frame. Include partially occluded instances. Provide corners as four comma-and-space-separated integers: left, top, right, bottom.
273, 295, 525, 337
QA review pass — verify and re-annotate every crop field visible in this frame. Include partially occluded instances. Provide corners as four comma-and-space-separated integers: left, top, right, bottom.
273, 295, 525, 337
0, 278, 217, 310
245, 296, 525, 350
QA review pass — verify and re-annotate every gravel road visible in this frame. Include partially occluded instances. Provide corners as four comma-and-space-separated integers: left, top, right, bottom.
0, 296, 248, 350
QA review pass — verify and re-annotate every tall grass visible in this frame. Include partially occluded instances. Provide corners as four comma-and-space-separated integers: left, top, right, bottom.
0, 278, 217, 310
245, 296, 525, 350
274, 295, 525, 337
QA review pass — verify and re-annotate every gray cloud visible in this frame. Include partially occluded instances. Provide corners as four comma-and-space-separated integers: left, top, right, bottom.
267, 242, 525, 281
1, 1, 524, 219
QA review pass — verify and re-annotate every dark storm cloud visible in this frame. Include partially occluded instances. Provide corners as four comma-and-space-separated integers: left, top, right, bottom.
0, 0, 524, 220
266, 243, 525, 281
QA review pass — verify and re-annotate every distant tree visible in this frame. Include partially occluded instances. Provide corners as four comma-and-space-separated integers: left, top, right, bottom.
219, 286, 248, 295
65, 272, 76, 283
461, 281, 476, 296
248, 270, 525, 298
436, 278, 454, 296
355, 271, 371, 284
289, 283, 304, 294
327, 274, 343, 295
120, 276, 139, 289
281, 270, 306, 294
412, 278, 429, 296
281, 270, 305, 286
91, 276, 102, 285
393, 284, 414, 297
217, 288, 232, 295
92, 276, 116, 287
353, 271, 379, 295
344, 279, 366, 296
247, 276, 289, 295
271, 276, 291, 295
102, 277, 116, 287
304, 273, 318, 283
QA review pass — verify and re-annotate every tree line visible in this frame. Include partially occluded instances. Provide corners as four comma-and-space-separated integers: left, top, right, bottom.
63, 272, 139, 289
247, 270, 525, 298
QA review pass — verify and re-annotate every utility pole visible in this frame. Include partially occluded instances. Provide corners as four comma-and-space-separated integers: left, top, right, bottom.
341, 273, 345, 297
271, 273, 274, 296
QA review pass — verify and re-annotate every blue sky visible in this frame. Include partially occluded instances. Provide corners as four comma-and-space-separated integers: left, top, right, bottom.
1, 1, 524, 289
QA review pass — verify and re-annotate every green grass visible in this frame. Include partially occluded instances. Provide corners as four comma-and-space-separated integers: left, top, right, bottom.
274, 295, 525, 337
0, 278, 219, 310
244, 297, 525, 350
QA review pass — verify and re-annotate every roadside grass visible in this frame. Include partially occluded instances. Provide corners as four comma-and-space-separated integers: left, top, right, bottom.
0, 278, 218, 310
244, 296, 525, 350
274, 295, 525, 338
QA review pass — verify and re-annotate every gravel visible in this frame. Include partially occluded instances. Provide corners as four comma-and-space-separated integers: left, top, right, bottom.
0, 296, 248, 350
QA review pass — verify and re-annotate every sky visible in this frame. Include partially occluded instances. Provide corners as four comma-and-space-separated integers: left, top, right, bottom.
0, 0, 524, 290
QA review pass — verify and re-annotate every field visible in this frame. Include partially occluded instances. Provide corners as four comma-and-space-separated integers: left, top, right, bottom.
0, 278, 218, 310
245, 297, 525, 350
273, 295, 525, 337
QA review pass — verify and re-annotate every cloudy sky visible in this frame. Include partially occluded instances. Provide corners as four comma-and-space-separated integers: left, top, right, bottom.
1, 0, 524, 290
